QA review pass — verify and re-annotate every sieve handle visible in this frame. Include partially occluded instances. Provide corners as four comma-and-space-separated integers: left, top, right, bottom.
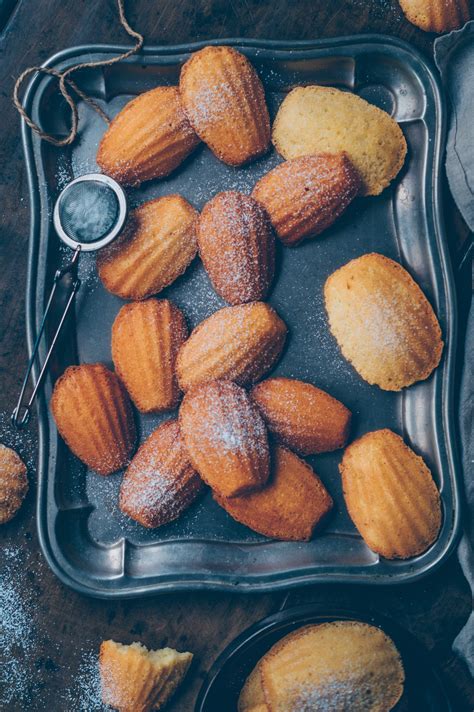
11, 247, 81, 428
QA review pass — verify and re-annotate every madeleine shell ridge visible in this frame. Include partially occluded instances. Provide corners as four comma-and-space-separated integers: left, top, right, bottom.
120, 419, 202, 529
252, 153, 361, 246
97, 194, 199, 300
100, 639, 193, 712
112, 299, 188, 413
399, 0, 471, 32
51, 363, 136, 476
179, 45, 270, 165
260, 621, 404, 712
340, 428, 442, 559
251, 377, 351, 455
97, 86, 200, 186
176, 302, 287, 391
214, 446, 333, 541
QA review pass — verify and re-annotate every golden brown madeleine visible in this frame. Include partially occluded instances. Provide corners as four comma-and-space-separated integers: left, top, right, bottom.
272, 86, 407, 196
260, 621, 404, 712
238, 665, 268, 712
112, 299, 188, 413
252, 153, 360, 246
214, 447, 333, 541
120, 420, 202, 528
0, 445, 28, 524
251, 377, 351, 455
324, 253, 443, 390
340, 429, 442, 559
179, 380, 270, 498
198, 191, 275, 304
399, 0, 470, 32
176, 302, 287, 391
96, 86, 200, 186
179, 45, 270, 165
97, 195, 199, 300
51, 363, 136, 476
100, 640, 193, 712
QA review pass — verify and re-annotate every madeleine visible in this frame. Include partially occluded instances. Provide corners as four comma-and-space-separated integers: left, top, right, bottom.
179, 45, 270, 165
97, 86, 200, 186
324, 253, 443, 390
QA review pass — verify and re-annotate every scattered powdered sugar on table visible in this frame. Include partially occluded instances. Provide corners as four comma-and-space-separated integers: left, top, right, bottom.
0, 417, 107, 710
61, 650, 108, 712
0, 546, 42, 707
0, 539, 108, 709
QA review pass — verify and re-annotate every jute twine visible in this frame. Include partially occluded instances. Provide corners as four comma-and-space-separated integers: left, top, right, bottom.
12, 0, 144, 146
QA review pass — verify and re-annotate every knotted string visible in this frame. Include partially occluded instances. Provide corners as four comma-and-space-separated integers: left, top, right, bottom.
12, 0, 143, 146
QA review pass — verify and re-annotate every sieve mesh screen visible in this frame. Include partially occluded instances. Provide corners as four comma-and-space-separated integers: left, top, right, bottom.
58, 180, 119, 244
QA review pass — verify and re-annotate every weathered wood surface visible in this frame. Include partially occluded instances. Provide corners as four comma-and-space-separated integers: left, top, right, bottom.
0, 1, 472, 710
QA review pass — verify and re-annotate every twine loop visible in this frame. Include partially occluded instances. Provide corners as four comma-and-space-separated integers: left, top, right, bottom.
12, 0, 144, 146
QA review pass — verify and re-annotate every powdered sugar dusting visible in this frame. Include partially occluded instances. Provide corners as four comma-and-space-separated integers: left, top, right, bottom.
288, 674, 384, 711
120, 422, 202, 528
199, 191, 274, 304
0, 411, 37, 475
187, 81, 238, 127
183, 381, 268, 458
0, 536, 108, 709
178, 302, 287, 389
355, 289, 426, 354
0, 547, 38, 706
121, 460, 199, 528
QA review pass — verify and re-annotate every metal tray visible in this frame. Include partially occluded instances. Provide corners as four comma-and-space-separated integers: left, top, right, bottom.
23, 36, 461, 597
195, 604, 453, 711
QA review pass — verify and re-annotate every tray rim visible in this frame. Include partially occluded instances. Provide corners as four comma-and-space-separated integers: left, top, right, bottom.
22, 34, 462, 598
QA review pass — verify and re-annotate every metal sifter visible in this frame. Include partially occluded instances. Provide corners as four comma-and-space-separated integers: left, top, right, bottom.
11, 173, 127, 428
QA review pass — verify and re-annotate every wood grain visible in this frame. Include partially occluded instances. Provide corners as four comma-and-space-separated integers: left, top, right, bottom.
0, 1, 472, 710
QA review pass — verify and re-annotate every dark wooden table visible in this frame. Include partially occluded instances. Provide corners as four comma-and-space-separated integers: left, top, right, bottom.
0, 1, 472, 710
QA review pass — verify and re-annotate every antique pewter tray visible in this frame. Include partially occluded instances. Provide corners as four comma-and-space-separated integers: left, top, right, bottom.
22, 36, 461, 597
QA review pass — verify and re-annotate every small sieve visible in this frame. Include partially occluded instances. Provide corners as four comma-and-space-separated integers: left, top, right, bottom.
12, 173, 127, 428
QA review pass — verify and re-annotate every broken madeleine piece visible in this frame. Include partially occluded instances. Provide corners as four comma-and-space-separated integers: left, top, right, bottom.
340, 429, 442, 559
97, 195, 199, 300
100, 639, 193, 712
214, 446, 333, 541
97, 86, 200, 186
